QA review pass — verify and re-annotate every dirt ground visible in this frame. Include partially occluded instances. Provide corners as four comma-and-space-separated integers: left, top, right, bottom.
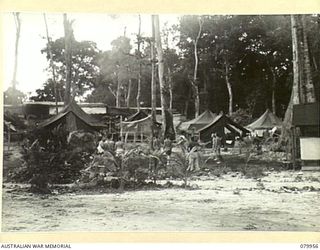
2, 170, 320, 232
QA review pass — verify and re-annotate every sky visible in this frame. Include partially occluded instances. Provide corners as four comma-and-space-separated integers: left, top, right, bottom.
2, 13, 180, 96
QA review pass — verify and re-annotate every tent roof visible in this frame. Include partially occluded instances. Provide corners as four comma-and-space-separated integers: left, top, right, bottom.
197, 113, 250, 135
246, 109, 282, 130
38, 101, 107, 130
179, 110, 217, 131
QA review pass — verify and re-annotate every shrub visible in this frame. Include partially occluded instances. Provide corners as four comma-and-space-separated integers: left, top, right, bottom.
79, 145, 169, 190
16, 125, 96, 191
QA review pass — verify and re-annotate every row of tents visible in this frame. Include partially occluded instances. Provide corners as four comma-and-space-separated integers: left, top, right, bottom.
33, 101, 283, 144
177, 109, 282, 142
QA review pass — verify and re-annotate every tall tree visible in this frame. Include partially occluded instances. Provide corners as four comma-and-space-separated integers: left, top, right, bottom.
63, 13, 76, 132
297, 15, 316, 103
30, 79, 64, 102
154, 15, 175, 140
33, 38, 101, 102
136, 14, 142, 110
63, 14, 73, 105
162, 23, 180, 112
125, 65, 133, 107
252, 16, 292, 115
191, 17, 203, 117
212, 17, 239, 116
282, 15, 316, 148
223, 48, 233, 116
98, 36, 133, 107
151, 16, 157, 117
43, 13, 58, 113
150, 15, 157, 148
5, 12, 25, 105
12, 12, 21, 90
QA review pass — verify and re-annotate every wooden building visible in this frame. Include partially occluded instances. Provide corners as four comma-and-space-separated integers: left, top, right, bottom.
292, 102, 320, 171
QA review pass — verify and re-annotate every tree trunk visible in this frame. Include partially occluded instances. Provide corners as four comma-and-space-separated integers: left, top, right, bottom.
168, 67, 173, 110
12, 12, 21, 90
116, 70, 121, 108
184, 88, 191, 117
203, 69, 209, 109
269, 66, 277, 114
282, 16, 300, 140
136, 14, 142, 111
290, 15, 301, 106
44, 14, 58, 114
224, 61, 233, 116
312, 56, 318, 71
192, 17, 203, 117
63, 14, 75, 131
150, 15, 157, 149
281, 15, 316, 157
126, 77, 132, 108
63, 14, 73, 106
136, 67, 142, 110
58, 89, 63, 102
154, 15, 175, 140
301, 15, 316, 103
151, 17, 157, 115
291, 15, 316, 104
193, 82, 200, 118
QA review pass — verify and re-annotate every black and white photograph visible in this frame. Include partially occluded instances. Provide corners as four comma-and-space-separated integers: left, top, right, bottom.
2, 10, 320, 233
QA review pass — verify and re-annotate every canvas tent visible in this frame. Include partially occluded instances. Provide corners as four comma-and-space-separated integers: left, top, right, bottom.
121, 115, 161, 142
178, 110, 217, 131
246, 109, 282, 136
197, 113, 250, 145
38, 101, 107, 132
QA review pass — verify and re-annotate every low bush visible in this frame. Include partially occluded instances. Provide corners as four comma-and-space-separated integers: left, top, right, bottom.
14, 125, 97, 191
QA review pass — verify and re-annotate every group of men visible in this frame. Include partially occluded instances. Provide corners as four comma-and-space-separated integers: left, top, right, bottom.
96, 132, 223, 172
170, 132, 222, 172
97, 135, 124, 156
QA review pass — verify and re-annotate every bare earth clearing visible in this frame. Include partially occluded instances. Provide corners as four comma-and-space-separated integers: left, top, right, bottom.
2, 171, 320, 232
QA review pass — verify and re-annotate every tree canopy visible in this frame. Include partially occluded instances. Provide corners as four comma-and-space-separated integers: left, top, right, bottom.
29, 14, 319, 120
31, 37, 101, 101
